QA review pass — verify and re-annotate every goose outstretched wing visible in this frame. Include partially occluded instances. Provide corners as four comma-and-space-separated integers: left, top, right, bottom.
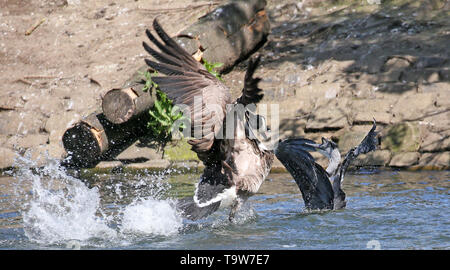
143, 19, 231, 154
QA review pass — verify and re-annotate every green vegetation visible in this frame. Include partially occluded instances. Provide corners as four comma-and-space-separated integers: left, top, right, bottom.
139, 70, 159, 92
147, 89, 187, 141
140, 70, 187, 147
164, 139, 199, 161
202, 59, 224, 81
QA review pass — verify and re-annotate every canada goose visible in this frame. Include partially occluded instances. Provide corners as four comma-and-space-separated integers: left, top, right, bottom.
143, 19, 274, 222
275, 120, 378, 211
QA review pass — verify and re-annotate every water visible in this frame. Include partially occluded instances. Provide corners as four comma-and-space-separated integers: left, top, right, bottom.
0, 156, 449, 250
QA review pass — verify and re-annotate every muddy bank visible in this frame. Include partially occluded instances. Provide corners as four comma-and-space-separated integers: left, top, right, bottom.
0, 0, 449, 172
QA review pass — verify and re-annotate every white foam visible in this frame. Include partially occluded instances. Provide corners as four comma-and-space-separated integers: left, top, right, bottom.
12, 153, 182, 247
14, 155, 116, 245
121, 198, 182, 236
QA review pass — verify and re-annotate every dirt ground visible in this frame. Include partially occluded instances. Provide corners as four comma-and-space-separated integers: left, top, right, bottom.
0, 0, 449, 170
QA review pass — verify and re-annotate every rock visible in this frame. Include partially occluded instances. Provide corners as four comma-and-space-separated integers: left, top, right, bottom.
435, 88, 450, 108
418, 110, 450, 134
95, 161, 123, 169
389, 152, 420, 167
417, 82, 449, 93
438, 69, 450, 81
427, 72, 440, 83
391, 92, 437, 122
0, 110, 46, 135
353, 150, 392, 167
29, 95, 65, 117
0, 135, 8, 146
0, 147, 16, 169
270, 157, 287, 173
295, 82, 342, 101
277, 98, 314, 120
400, 69, 437, 84
338, 127, 372, 153
415, 56, 447, 69
6, 134, 49, 149
44, 111, 81, 133
381, 122, 421, 153
344, 81, 377, 99
24, 143, 66, 165
125, 159, 170, 170
380, 56, 412, 82
306, 98, 350, 130
23, 146, 47, 167
0, 95, 24, 110
116, 140, 163, 161
310, 151, 328, 169
279, 118, 306, 140
46, 143, 67, 159
416, 152, 450, 170
376, 82, 417, 94
419, 130, 450, 152
48, 129, 65, 145
349, 98, 395, 124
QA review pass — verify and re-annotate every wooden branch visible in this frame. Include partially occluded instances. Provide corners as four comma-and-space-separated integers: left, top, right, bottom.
25, 18, 46, 36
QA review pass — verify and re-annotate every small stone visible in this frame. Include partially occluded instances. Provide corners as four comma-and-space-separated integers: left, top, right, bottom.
427, 72, 440, 83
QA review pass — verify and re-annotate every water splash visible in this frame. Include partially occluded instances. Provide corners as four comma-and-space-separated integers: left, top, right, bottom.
121, 198, 182, 236
12, 154, 116, 245
9, 152, 184, 247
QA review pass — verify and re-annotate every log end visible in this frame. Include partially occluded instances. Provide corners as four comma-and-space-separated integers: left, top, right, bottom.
102, 88, 138, 124
62, 123, 106, 166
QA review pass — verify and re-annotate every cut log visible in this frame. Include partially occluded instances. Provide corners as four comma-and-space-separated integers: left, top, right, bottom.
62, 111, 149, 167
101, 65, 157, 125
176, 0, 270, 73
101, 0, 270, 124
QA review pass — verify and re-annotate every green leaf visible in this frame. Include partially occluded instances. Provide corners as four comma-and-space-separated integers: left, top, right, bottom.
202, 59, 224, 81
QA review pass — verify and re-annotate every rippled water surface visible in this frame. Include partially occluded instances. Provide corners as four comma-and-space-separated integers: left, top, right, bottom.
0, 158, 449, 250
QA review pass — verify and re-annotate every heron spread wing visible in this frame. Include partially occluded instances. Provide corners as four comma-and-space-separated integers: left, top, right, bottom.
275, 139, 334, 210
